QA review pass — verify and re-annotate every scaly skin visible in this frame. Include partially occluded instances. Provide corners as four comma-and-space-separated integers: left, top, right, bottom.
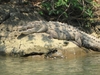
18, 21, 100, 52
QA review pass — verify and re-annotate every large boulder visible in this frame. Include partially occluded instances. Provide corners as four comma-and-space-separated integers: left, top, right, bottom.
0, 31, 88, 59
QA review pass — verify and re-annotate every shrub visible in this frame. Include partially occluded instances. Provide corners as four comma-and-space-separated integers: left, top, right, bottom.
40, 0, 97, 27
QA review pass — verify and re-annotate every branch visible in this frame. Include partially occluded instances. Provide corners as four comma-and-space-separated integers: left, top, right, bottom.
57, 3, 70, 21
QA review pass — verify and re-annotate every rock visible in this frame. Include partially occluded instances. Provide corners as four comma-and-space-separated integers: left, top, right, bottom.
0, 32, 90, 58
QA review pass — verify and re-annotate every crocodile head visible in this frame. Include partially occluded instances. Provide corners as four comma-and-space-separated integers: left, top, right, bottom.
18, 21, 48, 35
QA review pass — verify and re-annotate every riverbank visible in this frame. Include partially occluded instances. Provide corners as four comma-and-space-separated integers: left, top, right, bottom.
0, 2, 100, 59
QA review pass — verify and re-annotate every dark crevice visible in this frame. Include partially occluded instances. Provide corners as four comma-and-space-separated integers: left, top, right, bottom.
21, 52, 44, 57
21, 49, 58, 58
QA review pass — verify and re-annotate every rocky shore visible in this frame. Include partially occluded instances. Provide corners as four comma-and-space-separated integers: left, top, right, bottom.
0, 2, 99, 59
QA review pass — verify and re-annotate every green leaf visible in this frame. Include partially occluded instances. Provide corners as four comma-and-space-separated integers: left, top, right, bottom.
39, 11, 43, 15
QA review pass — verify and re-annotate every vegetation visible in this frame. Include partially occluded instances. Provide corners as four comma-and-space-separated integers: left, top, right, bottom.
39, 0, 99, 28
0, 0, 99, 30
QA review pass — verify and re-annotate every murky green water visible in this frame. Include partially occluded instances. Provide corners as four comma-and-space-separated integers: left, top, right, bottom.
0, 53, 100, 75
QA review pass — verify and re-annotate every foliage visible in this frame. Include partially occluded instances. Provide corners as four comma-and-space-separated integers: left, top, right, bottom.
40, 0, 97, 27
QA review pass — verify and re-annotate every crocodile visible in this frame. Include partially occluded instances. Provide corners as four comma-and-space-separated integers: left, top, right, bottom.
18, 21, 100, 52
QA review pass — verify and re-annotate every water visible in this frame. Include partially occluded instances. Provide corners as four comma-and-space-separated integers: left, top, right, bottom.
0, 53, 100, 75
